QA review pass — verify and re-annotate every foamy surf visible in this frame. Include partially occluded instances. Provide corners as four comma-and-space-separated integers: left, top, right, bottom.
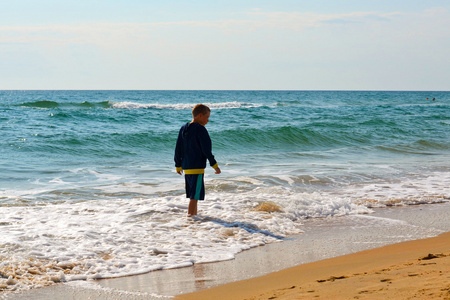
110, 101, 264, 110
0, 180, 384, 293
0, 185, 448, 292
0, 193, 302, 292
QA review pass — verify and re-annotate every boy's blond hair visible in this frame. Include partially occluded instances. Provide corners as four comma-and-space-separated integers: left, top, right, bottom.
192, 104, 210, 118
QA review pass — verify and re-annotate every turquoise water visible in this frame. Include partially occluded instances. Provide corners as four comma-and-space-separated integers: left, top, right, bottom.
0, 90, 449, 290
1, 90, 449, 203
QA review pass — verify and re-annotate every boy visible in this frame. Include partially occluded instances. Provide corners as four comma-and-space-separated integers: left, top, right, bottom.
174, 104, 221, 217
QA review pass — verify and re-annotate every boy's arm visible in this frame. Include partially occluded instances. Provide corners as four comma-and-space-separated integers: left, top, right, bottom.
198, 127, 220, 173
174, 128, 184, 175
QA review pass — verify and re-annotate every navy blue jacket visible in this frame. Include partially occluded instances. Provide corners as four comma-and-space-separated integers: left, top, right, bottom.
174, 122, 218, 174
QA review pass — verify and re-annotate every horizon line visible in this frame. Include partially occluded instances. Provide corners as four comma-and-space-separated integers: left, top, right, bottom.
1, 89, 448, 92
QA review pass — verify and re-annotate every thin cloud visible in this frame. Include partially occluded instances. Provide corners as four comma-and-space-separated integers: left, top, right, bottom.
246, 10, 406, 29
0, 10, 412, 45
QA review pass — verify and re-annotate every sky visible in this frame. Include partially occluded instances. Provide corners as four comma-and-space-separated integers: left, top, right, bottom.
0, 1, 449, 90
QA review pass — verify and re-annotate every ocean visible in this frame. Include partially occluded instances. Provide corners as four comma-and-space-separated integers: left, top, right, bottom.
0, 90, 449, 291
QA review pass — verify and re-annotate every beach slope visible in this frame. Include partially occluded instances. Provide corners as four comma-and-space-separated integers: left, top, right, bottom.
177, 232, 450, 300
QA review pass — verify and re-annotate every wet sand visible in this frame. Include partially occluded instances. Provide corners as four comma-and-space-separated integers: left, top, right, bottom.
178, 231, 450, 300
3, 202, 450, 300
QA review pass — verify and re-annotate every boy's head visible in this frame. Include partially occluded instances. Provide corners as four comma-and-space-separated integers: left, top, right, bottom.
192, 104, 210, 117
192, 104, 211, 126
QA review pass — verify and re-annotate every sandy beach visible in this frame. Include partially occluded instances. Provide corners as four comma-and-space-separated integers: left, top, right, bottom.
3, 202, 450, 299
177, 231, 450, 300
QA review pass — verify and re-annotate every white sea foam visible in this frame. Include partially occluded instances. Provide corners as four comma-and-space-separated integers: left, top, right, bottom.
342, 171, 450, 207
110, 101, 263, 110
0, 170, 448, 292
0, 186, 371, 292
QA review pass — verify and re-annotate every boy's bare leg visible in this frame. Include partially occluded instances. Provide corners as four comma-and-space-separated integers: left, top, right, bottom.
188, 199, 198, 216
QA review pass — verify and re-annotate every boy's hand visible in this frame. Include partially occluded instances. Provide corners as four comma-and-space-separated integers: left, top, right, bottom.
177, 170, 183, 175
214, 167, 221, 174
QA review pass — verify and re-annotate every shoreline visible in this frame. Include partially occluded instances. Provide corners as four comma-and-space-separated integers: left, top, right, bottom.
3, 202, 450, 299
177, 231, 450, 300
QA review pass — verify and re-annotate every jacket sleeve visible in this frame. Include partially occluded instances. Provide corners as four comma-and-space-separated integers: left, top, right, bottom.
198, 127, 218, 169
174, 128, 184, 171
